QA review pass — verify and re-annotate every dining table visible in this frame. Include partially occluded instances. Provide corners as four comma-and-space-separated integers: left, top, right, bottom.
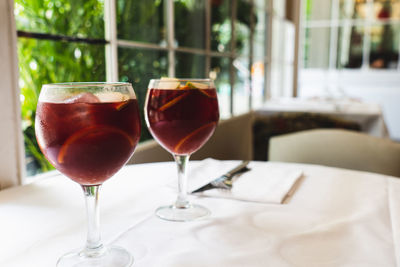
256, 98, 389, 138
0, 160, 399, 267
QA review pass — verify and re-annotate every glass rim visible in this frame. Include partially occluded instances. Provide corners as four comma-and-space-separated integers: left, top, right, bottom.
42, 82, 132, 89
149, 78, 213, 83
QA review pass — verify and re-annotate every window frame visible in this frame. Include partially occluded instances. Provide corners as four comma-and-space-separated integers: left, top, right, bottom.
0, 0, 25, 187
3, 0, 300, 184
106, 0, 274, 117
301, 0, 400, 71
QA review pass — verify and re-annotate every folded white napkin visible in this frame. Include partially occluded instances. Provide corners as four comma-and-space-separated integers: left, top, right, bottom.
189, 159, 303, 204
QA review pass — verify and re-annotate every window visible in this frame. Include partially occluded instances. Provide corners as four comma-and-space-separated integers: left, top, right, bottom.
15, 0, 276, 176
302, 0, 400, 70
269, 0, 296, 98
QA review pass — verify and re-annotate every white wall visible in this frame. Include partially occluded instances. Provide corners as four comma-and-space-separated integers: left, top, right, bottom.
299, 69, 400, 141
0, 0, 25, 188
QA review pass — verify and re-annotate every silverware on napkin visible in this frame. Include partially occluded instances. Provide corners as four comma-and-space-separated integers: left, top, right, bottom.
191, 161, 250, 194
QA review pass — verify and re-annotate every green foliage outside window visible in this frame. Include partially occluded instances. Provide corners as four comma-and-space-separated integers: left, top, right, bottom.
16, 0, 254, 176
15, 0, 105, 176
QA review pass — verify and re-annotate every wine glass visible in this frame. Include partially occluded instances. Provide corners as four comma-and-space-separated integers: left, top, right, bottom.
35, 82, 141, 267
144, 78, 219, 221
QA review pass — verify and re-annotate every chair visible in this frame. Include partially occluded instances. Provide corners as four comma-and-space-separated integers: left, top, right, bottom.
129, 112, 255, 164
268, 129, 400, 177
252, 112, 361, 161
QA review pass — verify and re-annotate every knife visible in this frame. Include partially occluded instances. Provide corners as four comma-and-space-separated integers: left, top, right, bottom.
191, 161, 250, 194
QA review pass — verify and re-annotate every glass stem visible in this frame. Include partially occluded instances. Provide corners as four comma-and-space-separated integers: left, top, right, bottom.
81, 185, 105, 256
174, 154, 190, 209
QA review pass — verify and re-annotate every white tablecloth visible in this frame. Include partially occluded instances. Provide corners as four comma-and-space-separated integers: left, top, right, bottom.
0, 161, 399, 266
256, 98, 389, 138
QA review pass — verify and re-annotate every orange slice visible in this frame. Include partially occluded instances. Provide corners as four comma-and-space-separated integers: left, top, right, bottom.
174, 122, 216, 153
57, 125, 134, 164
179, 85, 191, 90
199, 89, 217, 98
183, 82, 216, 98
158, 92, 190, 111
115, 100, 129, 111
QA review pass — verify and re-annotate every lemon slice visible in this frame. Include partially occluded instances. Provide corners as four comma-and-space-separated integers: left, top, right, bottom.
184, 82, 216, 98
185, 82, 209, 89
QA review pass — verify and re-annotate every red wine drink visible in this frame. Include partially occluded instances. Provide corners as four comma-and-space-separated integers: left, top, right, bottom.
35, 83, 139, 267
146, 87, 219, 155
145, 78, 220, 222
36, 98, 141, 185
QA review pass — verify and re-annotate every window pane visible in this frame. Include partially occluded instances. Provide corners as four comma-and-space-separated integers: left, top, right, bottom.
175, 52, 206, 78
235, 21, 250, 56
270, 60, 283, 98
282, 64, 294, 97
118, 48, 168, 141
283, 21, 295, 63
339, 0, 368, 20
302, 27, 331, 68
233, 56, 250, 115
336, 25, 364, 68
235, 0, 253, 56
14, 0, 104, 38
271, 18, 283, 61
304, 0, 332, 21
117, 0, 165, 44
252, 0, 267, 109
18, 38, 106, 175
369, 24, 400, 69
174, 0, 206, 49
273, 0, 286, 17
373, 0, 400, 20
255, 0, 268, 7
211, 0, 232, 52
254, 0, 267, 61
210, 57, 231, 119
251, 61, 265, 109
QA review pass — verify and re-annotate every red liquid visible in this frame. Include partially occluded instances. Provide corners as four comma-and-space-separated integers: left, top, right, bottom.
146, 88, 219, 155
35, 99, 141, 185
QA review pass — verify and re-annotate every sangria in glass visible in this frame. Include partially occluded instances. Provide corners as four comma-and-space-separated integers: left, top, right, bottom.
145, 78, 219, 221
35, 82, 141, 267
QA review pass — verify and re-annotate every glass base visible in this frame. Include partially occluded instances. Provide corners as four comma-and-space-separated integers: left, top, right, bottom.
155, 203, 210, 222
56, 245, 133, 267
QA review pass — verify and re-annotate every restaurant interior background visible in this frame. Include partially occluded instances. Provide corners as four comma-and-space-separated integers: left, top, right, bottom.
0, 0, 399, 187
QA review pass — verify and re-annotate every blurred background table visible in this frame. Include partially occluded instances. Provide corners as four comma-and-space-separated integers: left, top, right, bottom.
257, 98, 389, 138
0, 161, 399, 266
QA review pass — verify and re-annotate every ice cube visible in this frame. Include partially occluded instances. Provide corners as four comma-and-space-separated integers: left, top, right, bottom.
97, 92, 128, 103
157, 77, 180, 90
65, 92, 100, 103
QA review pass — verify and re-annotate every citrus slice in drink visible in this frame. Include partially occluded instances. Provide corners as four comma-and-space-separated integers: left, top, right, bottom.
57, 125, 134, 164
158, 91, 190, 111
185, 82, 209, 89
198, 89, 217, 98
174, 121, 217, 154
184, 82, 216, 98
115, 100, 130, 111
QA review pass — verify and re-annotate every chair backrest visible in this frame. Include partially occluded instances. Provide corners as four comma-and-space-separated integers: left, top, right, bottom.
269, 129, 400, 177
252, 112, 361, 161
128, 111, 255, 164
